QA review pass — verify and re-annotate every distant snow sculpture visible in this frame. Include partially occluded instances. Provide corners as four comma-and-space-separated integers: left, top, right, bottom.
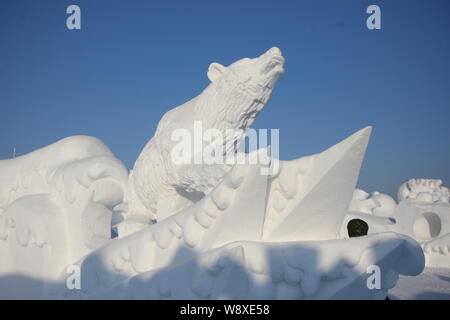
342, 179, 450, 269
398, 179, 450, 204
0, 48, 425, 299
396, 179, 450, 268
348, 189, 377, 215
348, 189, 396, 217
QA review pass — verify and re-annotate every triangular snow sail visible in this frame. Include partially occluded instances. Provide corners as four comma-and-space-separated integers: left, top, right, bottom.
263, 127, 372, 241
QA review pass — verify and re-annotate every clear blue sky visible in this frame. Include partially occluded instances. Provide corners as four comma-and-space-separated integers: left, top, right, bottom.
1, 0, 449, 197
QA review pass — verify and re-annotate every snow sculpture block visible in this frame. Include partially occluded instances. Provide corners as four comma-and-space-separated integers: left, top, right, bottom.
0, 136, 129, 289
0, 136, 116, 210
395, 179, 450, 267
395, 199, 450, 268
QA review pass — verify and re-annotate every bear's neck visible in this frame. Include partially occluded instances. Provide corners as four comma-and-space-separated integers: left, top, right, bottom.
195, 84, 262, 133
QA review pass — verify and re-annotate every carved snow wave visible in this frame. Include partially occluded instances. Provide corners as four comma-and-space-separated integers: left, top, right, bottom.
57, 233, 424, 300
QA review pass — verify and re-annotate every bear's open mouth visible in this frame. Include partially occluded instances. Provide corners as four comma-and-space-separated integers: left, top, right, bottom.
270, 55, 285, 66
263, 56, 285, 75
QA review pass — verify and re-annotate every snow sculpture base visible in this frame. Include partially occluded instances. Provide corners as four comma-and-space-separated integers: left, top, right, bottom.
0, 129, 425, 300
64, 233, 423, 300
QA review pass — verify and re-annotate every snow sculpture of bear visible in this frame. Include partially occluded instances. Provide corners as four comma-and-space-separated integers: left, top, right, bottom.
127, 47, 285, 225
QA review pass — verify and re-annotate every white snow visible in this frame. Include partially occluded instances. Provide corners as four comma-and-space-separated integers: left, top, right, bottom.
0, 47, 442, 300
390, 268, 450, 300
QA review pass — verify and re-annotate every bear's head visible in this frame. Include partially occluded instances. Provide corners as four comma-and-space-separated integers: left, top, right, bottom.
205, 47, 285, 129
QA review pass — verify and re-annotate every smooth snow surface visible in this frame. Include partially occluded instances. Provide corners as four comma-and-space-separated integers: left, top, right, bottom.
390, 268, 450, 300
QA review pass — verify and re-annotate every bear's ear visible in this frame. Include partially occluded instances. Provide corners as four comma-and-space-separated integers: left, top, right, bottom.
207, 62, 226, 82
